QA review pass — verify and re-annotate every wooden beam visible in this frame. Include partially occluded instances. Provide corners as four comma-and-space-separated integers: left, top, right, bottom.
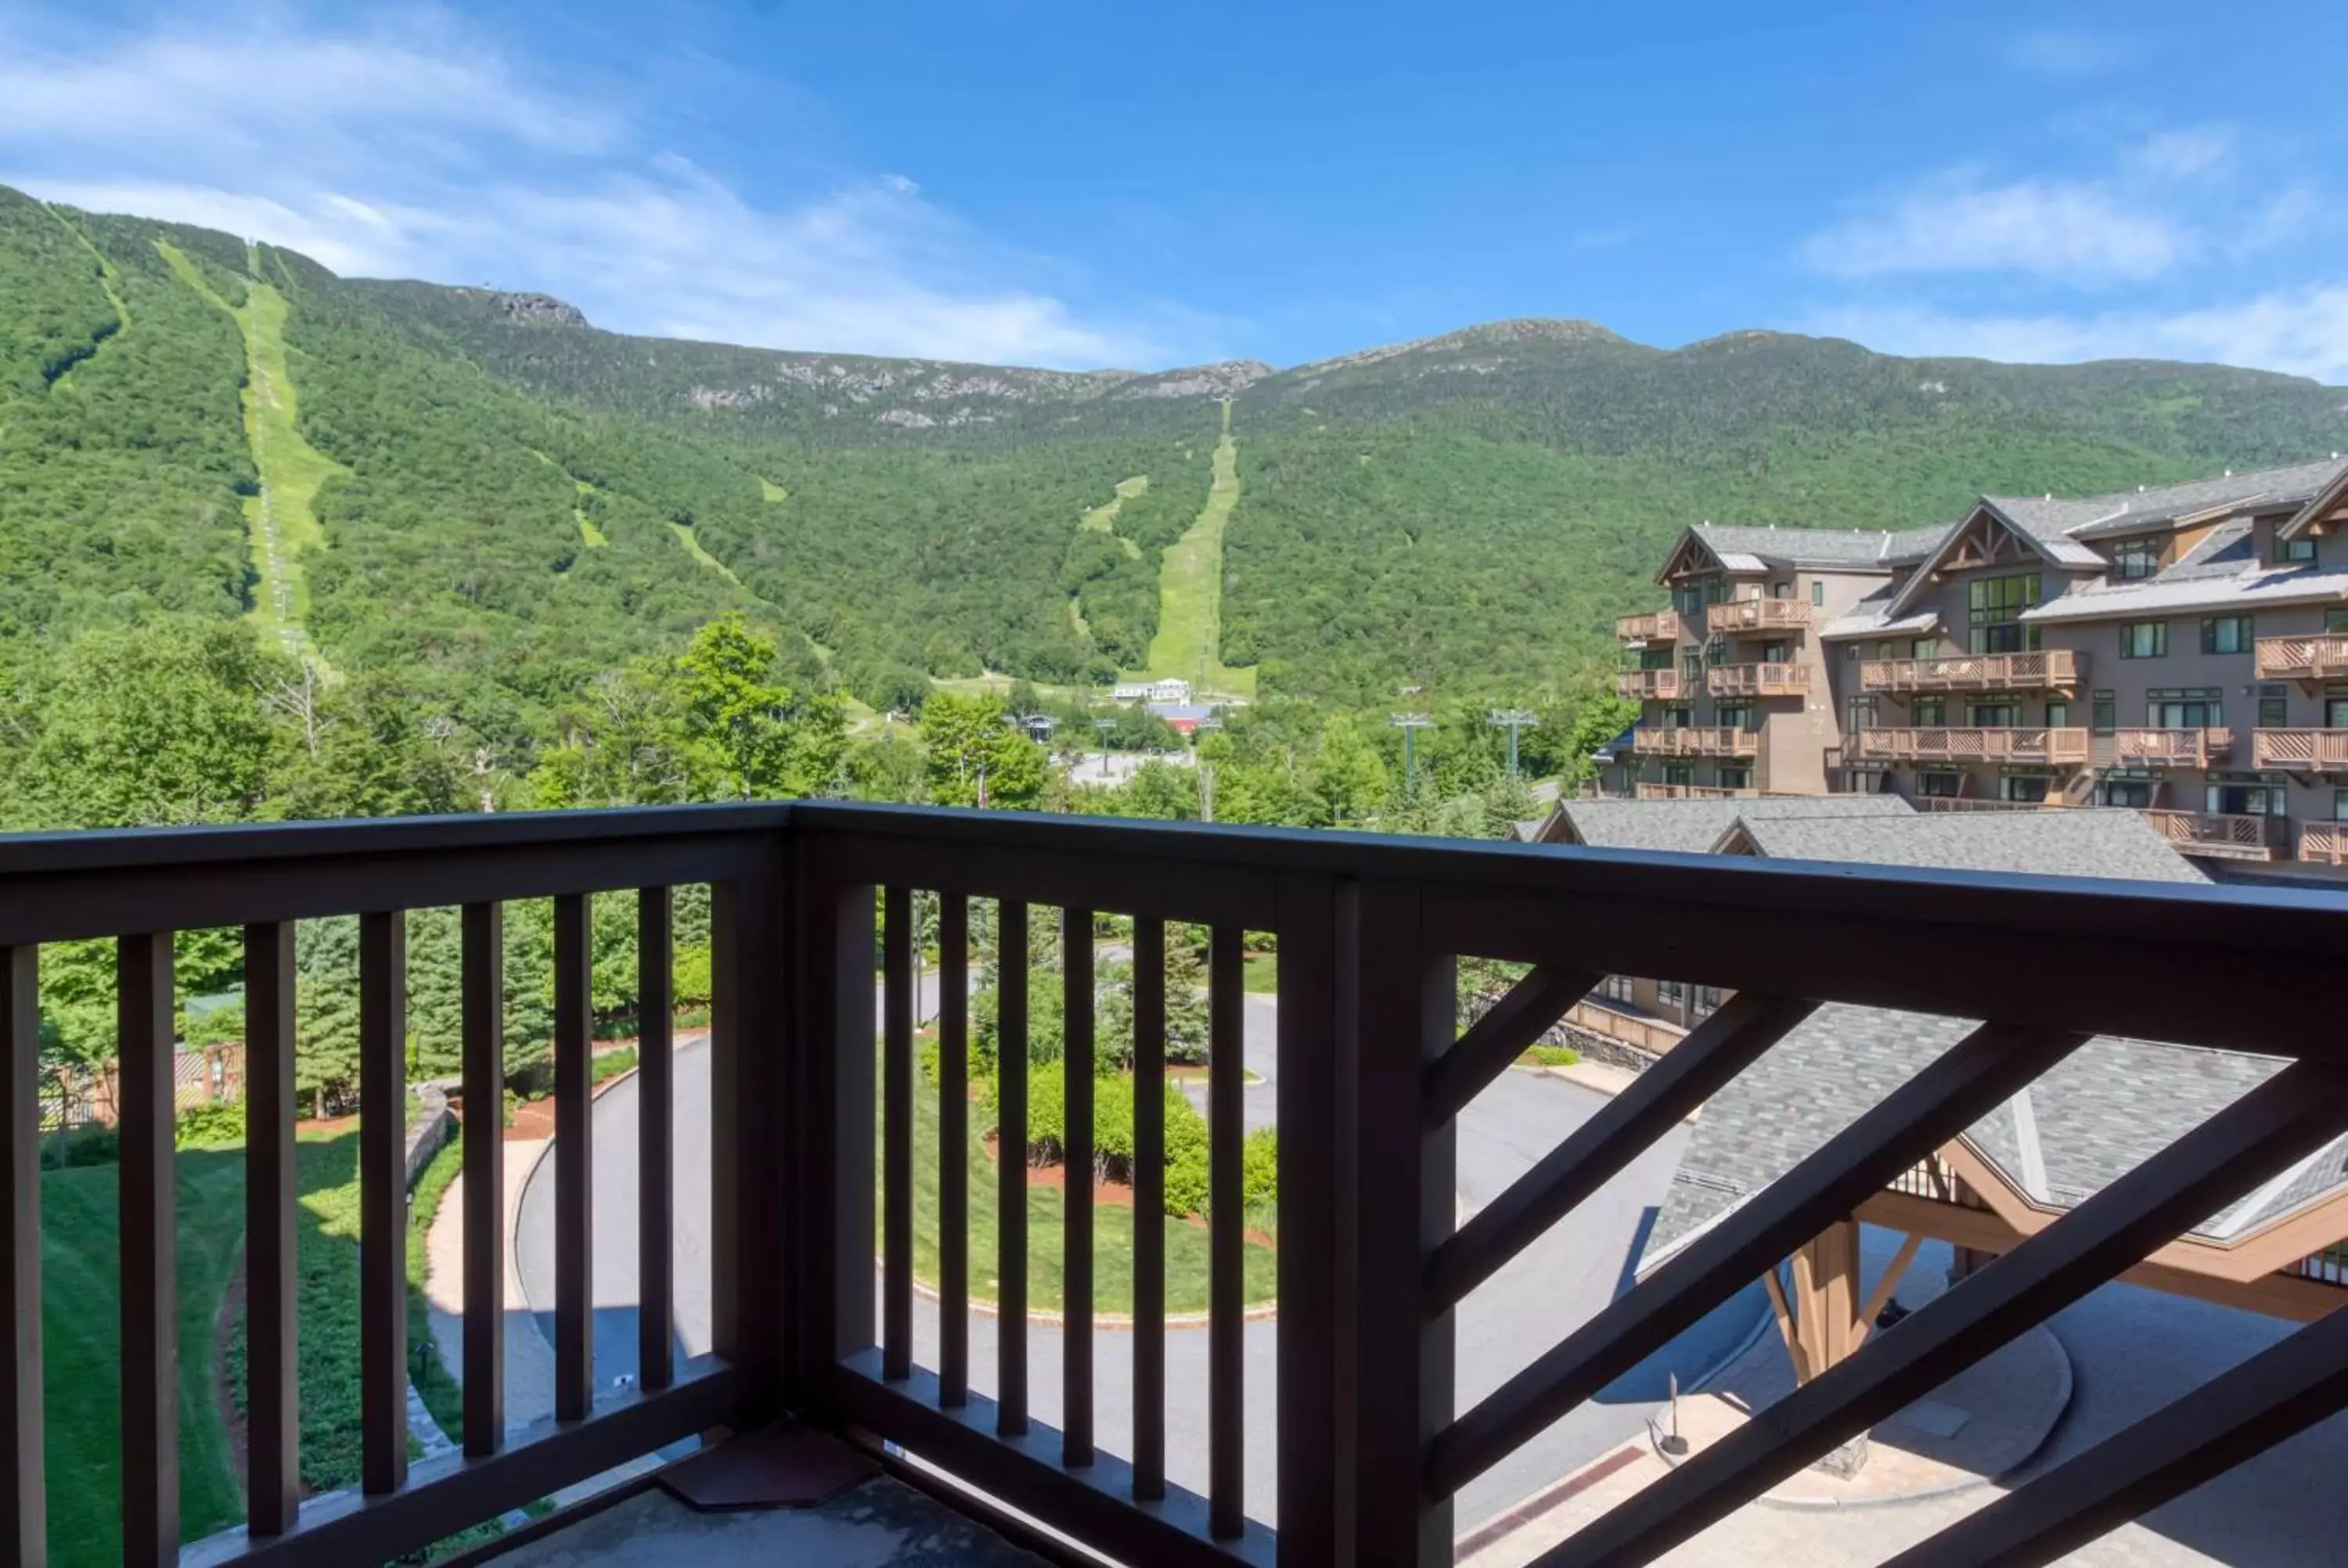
1853, 1232, 1926, 1352
1761, 1267, 1808, 1383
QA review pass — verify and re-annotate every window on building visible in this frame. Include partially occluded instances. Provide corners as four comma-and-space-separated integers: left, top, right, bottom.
2202, 616, 2253, 655
2119, 621, 2169, 658
1875, 639, 1898, 662
1691, 985, 1724, 1020
1657, 979, 1686, 1009
2208, 776, 2284, 817
1810, 580, 1825, 606
1969, 699, 2021, 728
2147, 688, 2223, 728
2328, 608, 2348, 634
2112, 538, 2162, 580
1761, 640, 1788, 664
2099, 777, 2155, 808
1681, 652, 1704, 684
1716, 703, 1756, 732
2260, 685, 2290, 728
1664, 763, 1694, 787
1846, 697, 1878, 733
1716, 765, 1752, 789
1770, 581, 1790, 599
2046, 700, 2070, 727
1665, 706, 1693, 729
2335, 788, 2348, 824
2092, 689, 2116, 733
1911, 638, 1936, 659
1968, 573, 2043, 653
1639, 646, 1674, 671
2281, 535, 2319, 564
2327, 689, 2348, 728
1914, 696, 1947, 726
1602, 973, 1636, 1005
1999, 774, 2051, 804
1917, 771, 1961, 797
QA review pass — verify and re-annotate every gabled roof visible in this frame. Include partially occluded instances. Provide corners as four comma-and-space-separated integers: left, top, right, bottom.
1526, 793, 1913, 853
1714, 809, 2209, 885
2278, 459, 2348, 544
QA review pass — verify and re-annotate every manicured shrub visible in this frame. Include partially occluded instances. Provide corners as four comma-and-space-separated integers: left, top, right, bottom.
175, 1099, 247, 1147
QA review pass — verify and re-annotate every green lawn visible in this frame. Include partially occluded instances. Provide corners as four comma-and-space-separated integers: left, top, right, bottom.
41, 1149, 247, 1565
1243, 952, 1278, 994
896, 1064, 1276, 1314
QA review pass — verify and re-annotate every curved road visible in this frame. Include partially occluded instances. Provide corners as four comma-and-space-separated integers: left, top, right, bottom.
516, 994, 1691, 1530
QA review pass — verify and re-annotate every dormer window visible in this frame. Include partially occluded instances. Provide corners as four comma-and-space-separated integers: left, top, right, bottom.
2113, 538, 2162, 580
2280, 535, 2318, 564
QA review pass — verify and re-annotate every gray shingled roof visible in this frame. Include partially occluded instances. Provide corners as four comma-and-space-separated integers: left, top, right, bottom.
2022, 560, 2348, 624
1691, 522, 1946, 570
1819, 582, 1943, 640
1548, 794, 1914, 854
2008, 456, 2348, 539
1642, 1009, 2310, 1261
1722, 810, 2211, 885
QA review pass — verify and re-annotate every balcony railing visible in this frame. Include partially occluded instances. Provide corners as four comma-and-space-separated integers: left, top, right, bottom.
1705, 597, 1813, 634
1615, 610, 1691, 644
1707, 661, 1810, 697
1561, 998, 1688, 1057
2253, 729, 2348, 769
2256, 635, 2348, 682
1860, 649, 2084, 695
1847, 726, 2091, 765
1615, 668, 1684, 700
1629, 726, 1759, 758
2141, 808, 2284, 861
5, 804, 2348, 1568
2113, 728, 2235, 769
1635, 783, 1759, 800
2302, 820, 2348, 865
1912, 797, 2051, 812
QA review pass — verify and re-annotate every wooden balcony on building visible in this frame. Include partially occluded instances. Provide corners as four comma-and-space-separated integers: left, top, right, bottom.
2256, 635, 2348, 682
1629, 725, 1759, 759
2141, 808, 2283, 861
1708, 661, 1810, 698
1912, 797, 2054, 813
1846, 726, 2091, 765
1705, 597, 1813, 634
1859, 649, 2084, 695
10, 804, 2348, 1568
2114, 728, 2235, 769
2301, 820, 2348, 865
2253, 729, 2348, 770
1635, 783, 1759, 800
1615, 610, 1691, 644
1615, 667, 1684, 700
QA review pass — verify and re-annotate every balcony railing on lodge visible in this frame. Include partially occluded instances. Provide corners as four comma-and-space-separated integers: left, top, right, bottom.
1705, 597, 1813, 634
1635, 783, 1759, 800
2114, 728, 2235, 770
1629, 725, 1759, 759
2140, 808, 2283, 861
1615, 668, 1684, 701
2255, 635, 2348, 682
2302, 820, 2348, 865
5, 803, 2348, 1568
1615, 610, 1691, 644
1847, 726, 2091, 765
1707, 662, 1810, 698
2253, 729, 2348, 770
1860, 649, 2084, 696
1561, 998, 1688, 1058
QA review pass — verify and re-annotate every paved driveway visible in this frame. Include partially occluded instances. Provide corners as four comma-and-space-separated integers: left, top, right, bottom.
516, 995, 1690, 1530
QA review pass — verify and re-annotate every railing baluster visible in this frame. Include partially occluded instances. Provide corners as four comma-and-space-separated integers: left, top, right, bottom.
0, 946, 41, 1567
998, 901, 1028, 1435
360, 909, 409, 1495
119, 932, 178, 1564
460, 902, 505, 1452
1131, 918, 1165, 1501
244, 922, 300, 1533
938, 894, 971, 1407
1062, 907, 1095, 1466
553, 893, 594, 1422
882, 885, 914, 1381
637, 886, 674, 1393
1208, 923, 1244, 1538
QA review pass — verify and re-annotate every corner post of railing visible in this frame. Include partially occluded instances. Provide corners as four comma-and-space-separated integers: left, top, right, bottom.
711, 827, 792, 1419
783, 825, 878, 1412
1273, 870, 1341, 1568
1334, 877, 1455, 1568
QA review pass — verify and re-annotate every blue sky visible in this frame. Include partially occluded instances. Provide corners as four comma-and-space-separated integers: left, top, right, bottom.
6, 1, 2348, 377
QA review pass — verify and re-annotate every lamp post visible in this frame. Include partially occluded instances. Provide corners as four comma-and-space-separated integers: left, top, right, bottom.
1389, 712, 1435, 796
1093, 717, 1118, 779
1488, 708, 1538, 781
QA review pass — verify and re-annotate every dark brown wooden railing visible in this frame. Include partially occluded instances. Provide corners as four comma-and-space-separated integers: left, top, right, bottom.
2, 804, 2346, 1568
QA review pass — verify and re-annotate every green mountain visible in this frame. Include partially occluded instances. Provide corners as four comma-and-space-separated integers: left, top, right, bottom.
8, 182, 2347, 725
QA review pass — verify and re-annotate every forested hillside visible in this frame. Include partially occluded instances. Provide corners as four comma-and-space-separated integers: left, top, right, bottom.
8, 181, 2348, 725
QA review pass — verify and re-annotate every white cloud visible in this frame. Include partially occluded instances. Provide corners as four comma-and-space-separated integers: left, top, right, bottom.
1802, 174, 2189, 282
1808, 290, 2348, 383
0, 6, 1207, 369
